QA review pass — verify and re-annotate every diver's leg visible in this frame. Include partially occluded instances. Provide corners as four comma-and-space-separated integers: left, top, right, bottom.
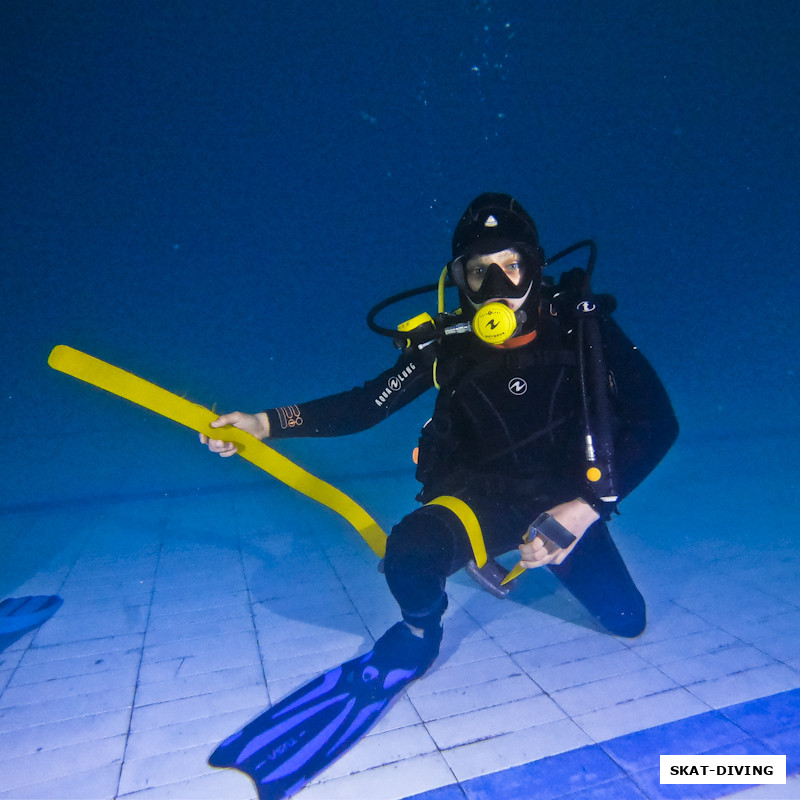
375, 505, 472, 677
383, 505, 471, 633
548, 520, 646, 638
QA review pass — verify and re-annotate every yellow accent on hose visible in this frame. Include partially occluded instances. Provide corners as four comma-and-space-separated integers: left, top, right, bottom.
47, 345, 387, 558
433, 267, 450, 389
437, 266, 448, 314
397, 312, 434, 333
425, 495, 487, 568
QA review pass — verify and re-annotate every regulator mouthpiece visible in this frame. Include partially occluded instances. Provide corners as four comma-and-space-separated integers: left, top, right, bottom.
471, 302, 520, 345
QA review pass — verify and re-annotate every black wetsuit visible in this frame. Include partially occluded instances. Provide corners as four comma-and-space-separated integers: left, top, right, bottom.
266, 306, 678, 638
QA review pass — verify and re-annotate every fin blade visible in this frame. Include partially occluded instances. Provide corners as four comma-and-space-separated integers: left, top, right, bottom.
0, 595, 63, 637
209, 650, 414, 799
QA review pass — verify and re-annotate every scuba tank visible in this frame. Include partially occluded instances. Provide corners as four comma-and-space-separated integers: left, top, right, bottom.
549, 242, 619, 509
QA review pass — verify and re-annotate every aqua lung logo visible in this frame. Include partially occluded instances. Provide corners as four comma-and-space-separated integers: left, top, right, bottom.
375, 363, 416, 407
508, 377, 527, 395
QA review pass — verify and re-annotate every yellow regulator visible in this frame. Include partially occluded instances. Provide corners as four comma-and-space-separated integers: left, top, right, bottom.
471, 302, 519, 345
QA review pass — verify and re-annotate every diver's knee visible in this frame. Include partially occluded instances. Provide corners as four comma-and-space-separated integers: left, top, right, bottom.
602, 601, 647, 638
384, 518, 423, 574
385, 508, 450, 571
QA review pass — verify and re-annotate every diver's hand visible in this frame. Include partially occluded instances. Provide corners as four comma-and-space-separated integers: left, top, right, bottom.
199, 412, 270, 457
518, 499, 600, 569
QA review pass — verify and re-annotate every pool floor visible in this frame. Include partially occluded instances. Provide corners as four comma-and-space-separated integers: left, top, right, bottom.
1, 442, 798, 799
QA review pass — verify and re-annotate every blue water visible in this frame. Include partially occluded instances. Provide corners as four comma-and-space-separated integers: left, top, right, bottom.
0, 1, 794, 575
2, 4, 799, 797
4, 2, 795, 511
1, 0, 796, 555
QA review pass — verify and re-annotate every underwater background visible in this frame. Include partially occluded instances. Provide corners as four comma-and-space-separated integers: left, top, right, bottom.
2, 0, 798, 540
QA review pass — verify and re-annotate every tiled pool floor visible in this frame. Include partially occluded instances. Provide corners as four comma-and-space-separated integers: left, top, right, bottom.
1, 440, 798, 799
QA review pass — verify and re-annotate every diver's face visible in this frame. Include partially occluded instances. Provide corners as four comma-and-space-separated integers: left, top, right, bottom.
464, 249, 524, 293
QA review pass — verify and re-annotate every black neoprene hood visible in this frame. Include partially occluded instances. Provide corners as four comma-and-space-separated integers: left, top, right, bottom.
449, 194, 545, 329
451, 193, 541, 258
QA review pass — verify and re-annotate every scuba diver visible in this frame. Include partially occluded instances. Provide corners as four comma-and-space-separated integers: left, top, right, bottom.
201, 192, 678, 691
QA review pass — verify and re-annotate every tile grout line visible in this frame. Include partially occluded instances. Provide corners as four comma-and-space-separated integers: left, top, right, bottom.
449, 600, 717, 796
0, 515, 94, 705
233, 496, 272, 708
113, 518, 165, 799
315, 537, 464, 796
654, 599, 800, 714
668, 595, 800, 665
591, 686, 800, 800
404, 589, 799, 796
412, 688, 800, 800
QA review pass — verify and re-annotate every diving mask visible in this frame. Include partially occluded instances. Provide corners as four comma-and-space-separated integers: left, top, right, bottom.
449, 244, 542, 309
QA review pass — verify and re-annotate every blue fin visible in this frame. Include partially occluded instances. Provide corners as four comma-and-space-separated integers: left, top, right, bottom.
0, 595, 63, 653
208, 623, 439, 800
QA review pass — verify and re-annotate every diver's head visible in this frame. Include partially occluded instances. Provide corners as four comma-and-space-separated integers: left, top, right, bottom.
449, 193, 545, 334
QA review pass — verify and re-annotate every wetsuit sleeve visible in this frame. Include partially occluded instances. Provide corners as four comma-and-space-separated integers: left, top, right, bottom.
265, 347, 436, 438
600, 317, 679, 499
